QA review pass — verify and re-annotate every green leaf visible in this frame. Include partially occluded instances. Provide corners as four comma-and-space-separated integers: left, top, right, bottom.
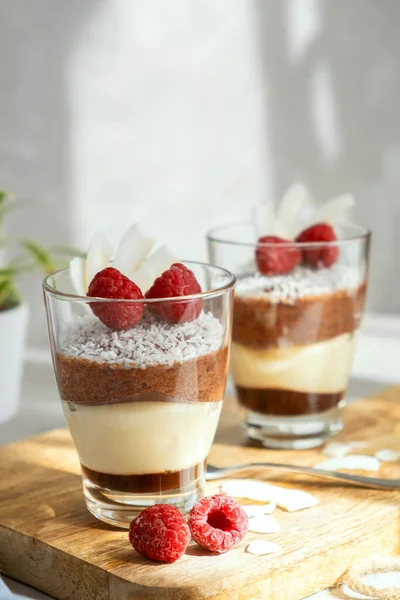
0, 196, 31, 226
0, 191, 67, 305
0, 191, 15, 220
0, 279, 21, 311
22, 240, 56, 275
0, 190, 14, 206
0, 265, 25, 279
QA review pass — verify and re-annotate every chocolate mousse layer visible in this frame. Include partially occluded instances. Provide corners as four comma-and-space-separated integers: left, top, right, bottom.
236, 387, 343, 416
56, 346, 228, 405
233, 283, 366, 348
232, 266, 367, 417
57, 311, 228, 405
82, 461, 205, 493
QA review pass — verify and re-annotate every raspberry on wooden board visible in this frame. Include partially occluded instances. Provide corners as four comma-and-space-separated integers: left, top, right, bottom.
188, 494, 248, 553
129, 504, 191, 563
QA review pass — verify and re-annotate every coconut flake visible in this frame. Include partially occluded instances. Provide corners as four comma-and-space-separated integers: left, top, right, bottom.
253, 185, 356, 243
313, 193, 355, 226
69, 256, 87, 296
322, 441, 366, 458
246, 540, 282, 556
374, 449, 400, 463
277, 182, 314, 238
130, 244, 178, 293
242, 502, 276, 518
315, 455, 380, 472
262, 501, 277, 515
235, 263, 362, 305
322, 442, 351, 458
221, 480, 319, 512
60, 311, 223, 368
85, 232, 113, 286
113, 224, 155, 275
252, 203, 289, 238
221, 480, 273, 502
248, 515, 280, 534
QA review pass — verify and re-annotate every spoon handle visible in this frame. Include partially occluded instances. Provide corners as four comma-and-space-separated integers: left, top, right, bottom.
206, 462, 400, 490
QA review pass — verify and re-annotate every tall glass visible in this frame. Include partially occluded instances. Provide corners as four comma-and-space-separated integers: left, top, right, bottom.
43, 262, 235, 528
207, 223, 370, 449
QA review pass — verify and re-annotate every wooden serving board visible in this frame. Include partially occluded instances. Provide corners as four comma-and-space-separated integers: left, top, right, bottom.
0, 388, 399, 600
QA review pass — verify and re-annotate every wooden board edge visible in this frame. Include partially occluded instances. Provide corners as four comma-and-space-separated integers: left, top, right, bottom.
0, 524, 109, 600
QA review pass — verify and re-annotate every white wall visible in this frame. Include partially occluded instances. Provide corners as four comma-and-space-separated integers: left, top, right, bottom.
1, 0, 399, 350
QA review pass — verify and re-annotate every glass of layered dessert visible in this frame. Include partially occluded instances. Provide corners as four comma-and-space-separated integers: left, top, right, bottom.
43, 225, 235, 527
207, 185, 370, 449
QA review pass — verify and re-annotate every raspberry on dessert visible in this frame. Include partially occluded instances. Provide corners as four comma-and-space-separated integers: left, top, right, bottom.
296, 222, 339, 268
255, 235, 301, 276
188, 494, 248, 554
145, 262, 202, 323
87, 267, 144, 330
129, 504, 191, 563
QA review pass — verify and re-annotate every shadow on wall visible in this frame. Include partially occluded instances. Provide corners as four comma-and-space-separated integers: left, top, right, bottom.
0, 0, 100, 347
253, 0, 400, 313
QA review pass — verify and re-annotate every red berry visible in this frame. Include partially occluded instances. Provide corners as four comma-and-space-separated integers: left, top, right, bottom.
145, 263, 202, 323
255, 235, 301, 276
296, 222, 339, 268
188, 494, 248, 554
129, 504, 191, 563
87, 267, 144, 330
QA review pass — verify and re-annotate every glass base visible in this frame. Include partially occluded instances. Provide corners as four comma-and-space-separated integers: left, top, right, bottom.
244, 406, 343, 449
82, 475, 204, 529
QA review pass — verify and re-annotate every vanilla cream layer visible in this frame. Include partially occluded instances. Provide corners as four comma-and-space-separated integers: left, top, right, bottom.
231, 333, 357, 393
64, 400, 222, 475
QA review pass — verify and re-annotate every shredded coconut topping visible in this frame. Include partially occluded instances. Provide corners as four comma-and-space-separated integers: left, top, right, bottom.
236, 264, 363, 303
60, 312, 223, 368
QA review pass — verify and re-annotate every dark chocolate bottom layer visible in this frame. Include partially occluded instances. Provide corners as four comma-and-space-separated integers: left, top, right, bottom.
81, 461, 205, 493
236, 386, 343, 416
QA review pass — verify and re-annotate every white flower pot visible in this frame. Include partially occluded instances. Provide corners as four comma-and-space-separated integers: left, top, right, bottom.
0, 303, 29, 423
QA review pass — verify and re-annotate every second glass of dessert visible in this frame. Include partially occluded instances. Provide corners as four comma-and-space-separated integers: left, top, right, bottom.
43, 226, 235, 527
207, 185, 370, 449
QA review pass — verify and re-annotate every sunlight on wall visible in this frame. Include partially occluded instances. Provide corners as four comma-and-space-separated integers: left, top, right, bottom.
287, 1, 340, 162
287, 0, 321, 62
67, 0, 270, 259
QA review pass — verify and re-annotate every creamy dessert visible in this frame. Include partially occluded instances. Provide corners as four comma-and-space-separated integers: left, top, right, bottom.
232, 264, 366, 416
207, 183, 369, 447
230, 185, 368, 418
57, 312, 227, 493
44, 223, 234, 525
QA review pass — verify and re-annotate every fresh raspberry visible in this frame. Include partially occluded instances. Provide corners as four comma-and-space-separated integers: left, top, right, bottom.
145, 263, 202, 323
255, 235, 301, 275
188, 494, 248, 554
129, 504, 191, 563
296, 222, 339, 268
87, 267, 144, 330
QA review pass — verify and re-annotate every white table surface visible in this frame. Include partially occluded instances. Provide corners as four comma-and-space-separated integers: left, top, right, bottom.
1, 314, 399, 599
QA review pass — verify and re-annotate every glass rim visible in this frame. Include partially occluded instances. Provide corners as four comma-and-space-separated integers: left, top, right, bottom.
42, 260, 236, 304
207, 221, 371, 248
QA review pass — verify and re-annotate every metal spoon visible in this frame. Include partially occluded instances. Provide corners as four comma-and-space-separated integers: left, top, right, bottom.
206, 462, 400, 490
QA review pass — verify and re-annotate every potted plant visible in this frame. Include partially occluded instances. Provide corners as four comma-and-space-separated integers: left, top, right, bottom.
0, 191, 78, 424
